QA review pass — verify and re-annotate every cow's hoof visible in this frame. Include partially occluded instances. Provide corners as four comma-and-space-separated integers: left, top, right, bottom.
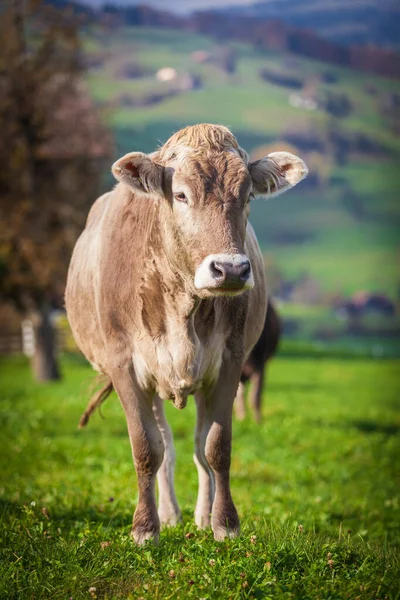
213, 524, 240, 541
131, 528, 159, 545
132, 503, 160, 544
211, 502, 240, 541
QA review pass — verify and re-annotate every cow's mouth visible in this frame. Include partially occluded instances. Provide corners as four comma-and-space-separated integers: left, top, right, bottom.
206, 284, 249, 296
215, 285, 246, 292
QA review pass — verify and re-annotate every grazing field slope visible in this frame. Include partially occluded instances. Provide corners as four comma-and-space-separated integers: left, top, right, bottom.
1, 356, 399, 598
85, 26, 400, 299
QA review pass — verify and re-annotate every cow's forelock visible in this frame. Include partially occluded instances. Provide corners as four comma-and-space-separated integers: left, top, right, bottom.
154, 123, 249, 166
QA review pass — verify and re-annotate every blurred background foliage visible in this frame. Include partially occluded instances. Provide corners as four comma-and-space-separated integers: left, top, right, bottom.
0, 0, 399, 378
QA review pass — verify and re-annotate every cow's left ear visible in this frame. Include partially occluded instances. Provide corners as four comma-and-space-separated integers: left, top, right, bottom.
249, 151, 308, 198
112, 152, 163, 197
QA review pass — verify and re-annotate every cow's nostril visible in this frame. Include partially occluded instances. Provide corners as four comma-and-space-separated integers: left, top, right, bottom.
210, 261, 225, 280
240, 261, 251, 281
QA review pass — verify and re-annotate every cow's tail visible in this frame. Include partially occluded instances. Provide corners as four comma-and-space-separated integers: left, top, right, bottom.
78, 378, 114, 428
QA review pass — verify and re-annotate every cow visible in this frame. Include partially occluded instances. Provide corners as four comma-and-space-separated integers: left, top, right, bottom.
65, 124, 307, 544
235, 299, 281, 423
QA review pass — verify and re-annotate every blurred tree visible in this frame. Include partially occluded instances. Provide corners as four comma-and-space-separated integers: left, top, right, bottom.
324, 90, 352, 118
0, 0, 111, 380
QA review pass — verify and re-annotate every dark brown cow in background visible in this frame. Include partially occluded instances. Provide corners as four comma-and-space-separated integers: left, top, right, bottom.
65, 124, 307, 544
235, 299, 281, 422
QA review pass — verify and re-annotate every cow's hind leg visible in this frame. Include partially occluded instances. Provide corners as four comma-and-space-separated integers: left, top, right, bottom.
249, 367, 265, 423
112, 366, 164, 544
234, 381, 246, 421
153, 395, 181, 526
193, 392, 215, 529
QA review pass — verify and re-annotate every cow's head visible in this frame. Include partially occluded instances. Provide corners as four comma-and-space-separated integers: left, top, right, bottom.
112, 125, 307, 298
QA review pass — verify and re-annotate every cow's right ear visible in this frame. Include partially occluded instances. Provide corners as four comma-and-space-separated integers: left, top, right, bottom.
112, 152, 163, 197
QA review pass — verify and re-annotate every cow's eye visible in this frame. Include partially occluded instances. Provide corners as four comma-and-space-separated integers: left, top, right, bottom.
174, 192, 187, 203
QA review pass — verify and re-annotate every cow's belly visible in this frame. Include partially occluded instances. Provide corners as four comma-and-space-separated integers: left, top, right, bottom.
132, 328, 226, 409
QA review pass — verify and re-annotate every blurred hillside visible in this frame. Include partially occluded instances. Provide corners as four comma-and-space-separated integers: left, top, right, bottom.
78, 16, 400, 355
83, 24, 400, 296
215, 0, 400, 49
2, 1, 399, 359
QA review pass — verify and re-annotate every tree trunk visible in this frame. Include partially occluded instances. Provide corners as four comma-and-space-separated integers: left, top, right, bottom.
30, 308, 61, 381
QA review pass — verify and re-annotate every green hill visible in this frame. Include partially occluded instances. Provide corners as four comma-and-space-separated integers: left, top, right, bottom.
84, 25, 400, 299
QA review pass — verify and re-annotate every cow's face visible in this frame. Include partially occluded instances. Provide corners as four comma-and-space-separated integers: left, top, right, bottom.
165, 150, 254, 297
112, 136, 307, 298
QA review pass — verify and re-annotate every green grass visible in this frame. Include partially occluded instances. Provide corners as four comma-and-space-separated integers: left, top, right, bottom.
1, 355, 399, 598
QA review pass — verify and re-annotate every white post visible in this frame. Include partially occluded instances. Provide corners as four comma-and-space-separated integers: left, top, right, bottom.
21, 319, 35, 357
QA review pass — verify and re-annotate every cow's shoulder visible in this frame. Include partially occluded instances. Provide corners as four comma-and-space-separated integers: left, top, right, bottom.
86, 191, 112, 229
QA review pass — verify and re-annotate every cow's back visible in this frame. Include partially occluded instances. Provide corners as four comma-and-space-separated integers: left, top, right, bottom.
65, 186, 156, 373
65, 192, 112, 369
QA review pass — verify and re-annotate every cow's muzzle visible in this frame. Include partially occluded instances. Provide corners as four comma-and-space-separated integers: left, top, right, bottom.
194, 253, 254, 294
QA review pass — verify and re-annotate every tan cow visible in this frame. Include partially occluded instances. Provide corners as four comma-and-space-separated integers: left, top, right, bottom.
65, 124, 307, 544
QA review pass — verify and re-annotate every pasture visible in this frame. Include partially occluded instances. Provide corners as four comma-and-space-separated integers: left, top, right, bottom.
84, 26, 400, 300
1, 354, 399, 599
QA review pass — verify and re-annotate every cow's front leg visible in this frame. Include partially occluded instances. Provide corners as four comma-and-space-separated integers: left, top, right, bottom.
111, 366, 164, 544
152, 395, 181, 526
202, 363, 241, 541
193, 392, 215, 529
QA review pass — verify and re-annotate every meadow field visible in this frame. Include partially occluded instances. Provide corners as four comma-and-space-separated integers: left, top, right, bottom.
84, 26, 400, 300
1, 8, 400, 600
1, 355, 399, 599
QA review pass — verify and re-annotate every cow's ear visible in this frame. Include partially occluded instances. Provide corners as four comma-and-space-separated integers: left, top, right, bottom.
112, 152, 163, 197
249, 151, 308, 198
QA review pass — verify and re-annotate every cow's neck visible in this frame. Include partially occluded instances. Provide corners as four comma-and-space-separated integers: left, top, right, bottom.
140, 240, 199, 333
138, 232, 224, 407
